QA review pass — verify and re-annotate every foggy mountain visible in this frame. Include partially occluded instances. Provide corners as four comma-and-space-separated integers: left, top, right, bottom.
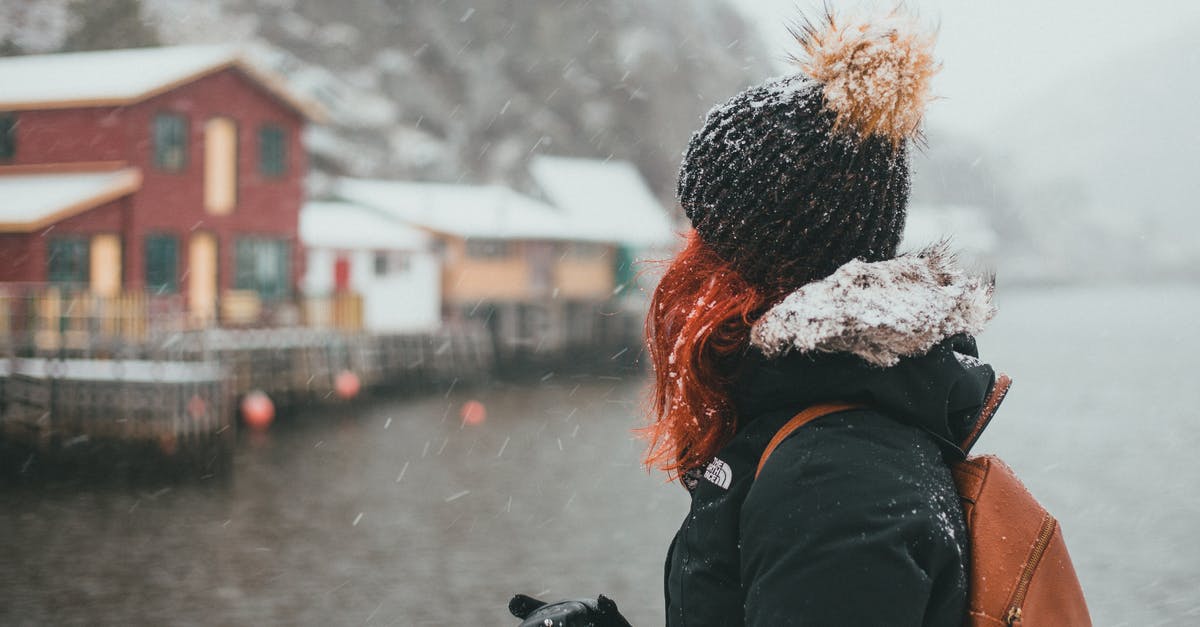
2, 0, 1015, 211
992, 25, 1200, 278
2, 0, 769, 199
11, 1, 1196, 282
149, 0, 770, 199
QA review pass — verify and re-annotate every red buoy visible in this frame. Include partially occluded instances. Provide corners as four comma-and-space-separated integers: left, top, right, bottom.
187, 394, 207, 420
460, 400, 487, 426
158, 432, 178, 456
335, 370, 361, 400
241, 390, 275, 430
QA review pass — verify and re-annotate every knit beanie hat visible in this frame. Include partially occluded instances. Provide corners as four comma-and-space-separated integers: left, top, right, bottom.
677, 10, 938, 291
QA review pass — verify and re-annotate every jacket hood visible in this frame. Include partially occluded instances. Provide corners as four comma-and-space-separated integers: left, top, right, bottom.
735, 248, 1004, 458
750, 245, 995, 367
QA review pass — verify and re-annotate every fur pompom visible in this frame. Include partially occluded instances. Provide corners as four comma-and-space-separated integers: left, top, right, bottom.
791, 8, 939, 146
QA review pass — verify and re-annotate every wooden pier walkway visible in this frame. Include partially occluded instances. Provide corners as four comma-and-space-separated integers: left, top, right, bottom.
0, 324, 494, 481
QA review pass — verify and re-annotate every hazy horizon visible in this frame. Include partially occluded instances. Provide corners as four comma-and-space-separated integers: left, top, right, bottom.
735, 0, 1200, 139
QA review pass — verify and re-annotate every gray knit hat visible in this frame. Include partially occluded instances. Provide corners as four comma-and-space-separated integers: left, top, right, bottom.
677, 11, 938, 291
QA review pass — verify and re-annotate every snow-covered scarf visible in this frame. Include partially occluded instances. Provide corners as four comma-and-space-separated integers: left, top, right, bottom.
750, 247, 996, 367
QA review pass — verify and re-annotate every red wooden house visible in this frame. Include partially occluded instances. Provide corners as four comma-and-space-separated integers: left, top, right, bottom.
0, 45, 322, 325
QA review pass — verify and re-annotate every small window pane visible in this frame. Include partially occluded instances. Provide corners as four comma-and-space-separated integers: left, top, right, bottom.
374, 251, 410, 276
466, 239, 512, 259
565, 242, 606, 259
145, 235, 179, 293
47, 238, 89, 284
154, 113, 187, 171
235, 238, 291, 300
259, 125, 286, 177
0, 112, 16, 160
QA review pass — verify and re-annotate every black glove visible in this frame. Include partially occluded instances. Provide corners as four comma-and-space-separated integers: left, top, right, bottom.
509, 593, 633, 627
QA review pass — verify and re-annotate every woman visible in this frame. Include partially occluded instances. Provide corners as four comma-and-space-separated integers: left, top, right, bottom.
512, 10, 1003, 626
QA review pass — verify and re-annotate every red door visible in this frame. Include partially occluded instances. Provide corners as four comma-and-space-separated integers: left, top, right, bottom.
333, 254, 351, 293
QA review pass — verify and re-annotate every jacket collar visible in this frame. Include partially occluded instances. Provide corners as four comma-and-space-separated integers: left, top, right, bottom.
750, 245, 995, 367
735, 248, 1005, 458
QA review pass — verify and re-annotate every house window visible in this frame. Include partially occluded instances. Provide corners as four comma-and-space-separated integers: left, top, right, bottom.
153, 113, 188, 172
465, 239, 512, 259
47, 238, 89, 284
0, 112, 16, 160
259, 125, 287, 177
373, 251, 410, 276
144, 234, 179, 293
235, 238, 291, 300
564, 242, 607, 259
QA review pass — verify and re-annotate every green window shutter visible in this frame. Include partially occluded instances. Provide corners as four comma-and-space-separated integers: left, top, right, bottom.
144, 235, 179, 293
258, 125, 286, 177
614, 245, 636, 289
47, 238, 89, 284
153, 113, 187, 172
234, 239, 255, 292
0, 112, 16, 160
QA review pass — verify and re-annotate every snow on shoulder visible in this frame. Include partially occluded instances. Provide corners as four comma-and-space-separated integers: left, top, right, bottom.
750, 247, 995, 367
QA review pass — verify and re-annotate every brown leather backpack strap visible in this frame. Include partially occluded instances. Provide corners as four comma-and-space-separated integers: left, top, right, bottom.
755, 402, 868, 479
958, 372, 1012, 454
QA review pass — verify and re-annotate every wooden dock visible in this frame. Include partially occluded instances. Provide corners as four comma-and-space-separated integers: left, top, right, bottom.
0, 357, 231, 480
0, 323, 494, 481
0, 281, 645, 482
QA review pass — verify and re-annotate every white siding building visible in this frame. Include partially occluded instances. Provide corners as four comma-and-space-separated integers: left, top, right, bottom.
300, 201, 440, 333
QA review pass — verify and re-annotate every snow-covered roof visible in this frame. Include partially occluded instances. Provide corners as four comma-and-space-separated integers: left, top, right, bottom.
301, 201, 431, 250
529, 155, 678, 247
0, 168, 142, 233
334, 178, 610, 242
0, 45, 324, 120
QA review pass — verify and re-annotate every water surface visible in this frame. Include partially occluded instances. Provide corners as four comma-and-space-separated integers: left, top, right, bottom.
2, 284, 1197, 626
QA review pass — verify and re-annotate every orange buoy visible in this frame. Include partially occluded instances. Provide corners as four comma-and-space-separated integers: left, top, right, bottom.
187, 394, 207, 419
335, 370, 361, 400
460, 400, 487, 426
158, 432, 178, 456
241, 390, 275, 430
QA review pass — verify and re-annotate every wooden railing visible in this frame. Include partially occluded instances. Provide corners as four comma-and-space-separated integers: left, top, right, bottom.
0, 284, 370, 356
301, 293, 364, 332
0, 285, 186, 358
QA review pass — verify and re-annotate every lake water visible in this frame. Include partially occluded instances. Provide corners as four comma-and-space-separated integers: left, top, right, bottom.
1, 284, 1197, 626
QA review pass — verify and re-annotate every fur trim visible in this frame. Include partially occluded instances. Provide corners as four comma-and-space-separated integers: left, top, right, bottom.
791, 8, 938, 146
750, 247, 995, 367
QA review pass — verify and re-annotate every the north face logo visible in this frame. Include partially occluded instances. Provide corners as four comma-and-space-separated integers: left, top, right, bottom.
703, 458, 732, 489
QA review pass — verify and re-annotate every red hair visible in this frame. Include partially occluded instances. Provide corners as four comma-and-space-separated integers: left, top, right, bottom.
640, 232, 777, 480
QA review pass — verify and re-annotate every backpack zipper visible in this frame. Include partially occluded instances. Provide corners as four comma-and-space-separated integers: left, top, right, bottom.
1004, 514, 1057, 626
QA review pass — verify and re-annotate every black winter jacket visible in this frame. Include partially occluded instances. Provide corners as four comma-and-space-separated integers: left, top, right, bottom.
660, 249, 1001, 627
664, 334, 1000, 626
667, 331, 993, 624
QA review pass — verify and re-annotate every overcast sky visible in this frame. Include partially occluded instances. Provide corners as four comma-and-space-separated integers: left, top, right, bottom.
734, 0, 1200, 139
